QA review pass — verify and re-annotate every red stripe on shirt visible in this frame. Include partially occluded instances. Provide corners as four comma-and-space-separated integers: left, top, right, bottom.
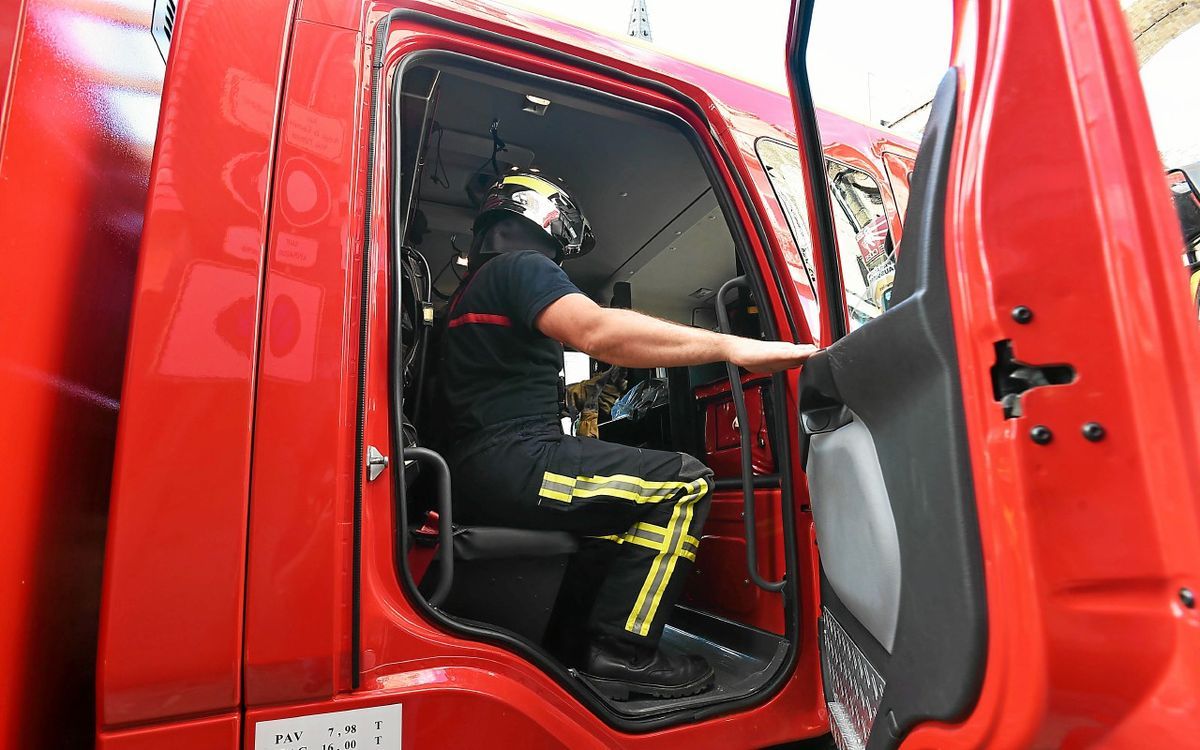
448, 312, 513, 328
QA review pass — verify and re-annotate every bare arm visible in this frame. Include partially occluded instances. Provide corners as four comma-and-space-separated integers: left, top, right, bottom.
536, 293, 817, 374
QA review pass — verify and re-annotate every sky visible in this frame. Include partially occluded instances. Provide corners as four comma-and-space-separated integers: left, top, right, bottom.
502, 0, 795, 92
499, 0, 1199, 165
502, 0, 951, 133
1140, 22, 1200, 168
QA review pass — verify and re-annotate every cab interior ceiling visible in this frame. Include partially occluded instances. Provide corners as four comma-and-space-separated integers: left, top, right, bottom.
401, 64, 737, 324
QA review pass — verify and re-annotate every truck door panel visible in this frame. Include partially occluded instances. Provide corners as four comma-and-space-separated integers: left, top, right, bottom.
799, 69, 986, 746
788, 1, 1200, 747
97, 714, 240, 750
243, 19, 366, 709
805, 417, 900, 652
96, 0, 297, 736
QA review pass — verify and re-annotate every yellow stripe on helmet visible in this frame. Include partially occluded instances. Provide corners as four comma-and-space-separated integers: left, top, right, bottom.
503, 174, 560, 198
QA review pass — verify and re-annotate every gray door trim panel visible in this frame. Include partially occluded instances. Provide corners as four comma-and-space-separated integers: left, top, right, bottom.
807, 418, 901, 652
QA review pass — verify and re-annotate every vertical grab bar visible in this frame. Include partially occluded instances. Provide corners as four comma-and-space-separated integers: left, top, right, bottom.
401, 447, 454, 607
714, 276, 786, 592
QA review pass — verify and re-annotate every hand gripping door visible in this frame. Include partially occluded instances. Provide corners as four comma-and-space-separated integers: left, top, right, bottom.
797, 70, 986, 750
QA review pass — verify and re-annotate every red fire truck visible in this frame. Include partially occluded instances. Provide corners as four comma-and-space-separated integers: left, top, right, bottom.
2, 0, 1198, 748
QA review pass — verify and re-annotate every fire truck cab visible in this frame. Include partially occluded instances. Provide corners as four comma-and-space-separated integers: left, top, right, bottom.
2, 0, 1198, 748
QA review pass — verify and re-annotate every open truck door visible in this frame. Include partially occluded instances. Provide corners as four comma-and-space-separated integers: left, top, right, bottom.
785, 2, 1200, 749
796, 65, 988, 750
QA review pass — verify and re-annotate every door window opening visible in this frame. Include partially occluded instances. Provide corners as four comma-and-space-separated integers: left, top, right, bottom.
382, 50, 800, 730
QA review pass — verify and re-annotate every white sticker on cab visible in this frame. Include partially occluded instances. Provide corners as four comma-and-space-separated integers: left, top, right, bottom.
254, 704, 402, 750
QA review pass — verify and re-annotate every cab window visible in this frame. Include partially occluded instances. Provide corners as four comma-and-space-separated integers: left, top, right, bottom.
756, 138, 896, 331
391, 54, 793, 726
826, 161, 894, 329
755, 137, 817, 291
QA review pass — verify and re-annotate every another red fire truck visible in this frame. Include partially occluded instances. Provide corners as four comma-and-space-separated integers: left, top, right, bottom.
2, 0, 1197, 748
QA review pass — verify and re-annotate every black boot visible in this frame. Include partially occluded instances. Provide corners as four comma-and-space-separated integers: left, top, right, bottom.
580, 635, 714, 700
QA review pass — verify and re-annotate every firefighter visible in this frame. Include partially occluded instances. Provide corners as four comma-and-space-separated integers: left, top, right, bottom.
439, 168, 816, 700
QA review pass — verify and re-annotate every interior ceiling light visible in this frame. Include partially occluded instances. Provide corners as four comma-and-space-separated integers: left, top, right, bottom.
523, 94, 550, 116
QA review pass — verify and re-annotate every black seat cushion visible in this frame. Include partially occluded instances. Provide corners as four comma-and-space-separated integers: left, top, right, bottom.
420, 526, 580, 644
450, 526, 579, 562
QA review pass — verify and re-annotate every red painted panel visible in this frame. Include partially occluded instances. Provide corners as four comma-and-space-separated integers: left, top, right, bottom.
0, 0, 163, 745
0, 1, 23, 115
244, 19, 365, 708
699, 382, 776, 478
244, 674, 604, 750
682, 490, 786, 634
299, 0, 364, 32
96, 0, 296, 730
208, 1, 894, 744
98, 713, 238, 750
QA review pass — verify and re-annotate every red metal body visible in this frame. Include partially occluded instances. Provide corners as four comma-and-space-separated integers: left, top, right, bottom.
894, 1, 1200, 746
697, 376, 777, 479
85, 2, 900, 742
780, 0, 1200, 747
96, 0, 298, 738
1, 0, 1195, 747
0, 0, 165, 745
687, 375, 787, 632
681, 488, 787, 634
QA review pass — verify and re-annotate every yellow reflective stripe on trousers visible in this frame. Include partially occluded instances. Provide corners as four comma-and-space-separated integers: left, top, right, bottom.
626, 503, 682, 636
569, 486, 680, 503
539, 471, 692, 505
592, 521, 666, 552
634, 523, 699, 560
624, 477, 708, 637
594, 522, 699, 561
537, 465, 709, 635
634, 522, 670, 539
538, 471, 577, 503
593, 533, 664, 554
639, 482, 700, 633
572, 474, 689, 504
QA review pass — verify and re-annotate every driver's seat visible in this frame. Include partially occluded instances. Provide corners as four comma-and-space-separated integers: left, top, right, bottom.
418, 524, 579, 643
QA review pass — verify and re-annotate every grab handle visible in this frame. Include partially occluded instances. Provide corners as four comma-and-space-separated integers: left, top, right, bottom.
714, 276, 785, 592
402, 447, 454, 607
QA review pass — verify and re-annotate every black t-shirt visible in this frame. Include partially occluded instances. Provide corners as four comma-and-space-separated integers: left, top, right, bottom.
438, 250, 582, 441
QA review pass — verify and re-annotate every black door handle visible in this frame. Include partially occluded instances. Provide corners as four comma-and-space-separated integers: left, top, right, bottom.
800, 404, 853, 435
